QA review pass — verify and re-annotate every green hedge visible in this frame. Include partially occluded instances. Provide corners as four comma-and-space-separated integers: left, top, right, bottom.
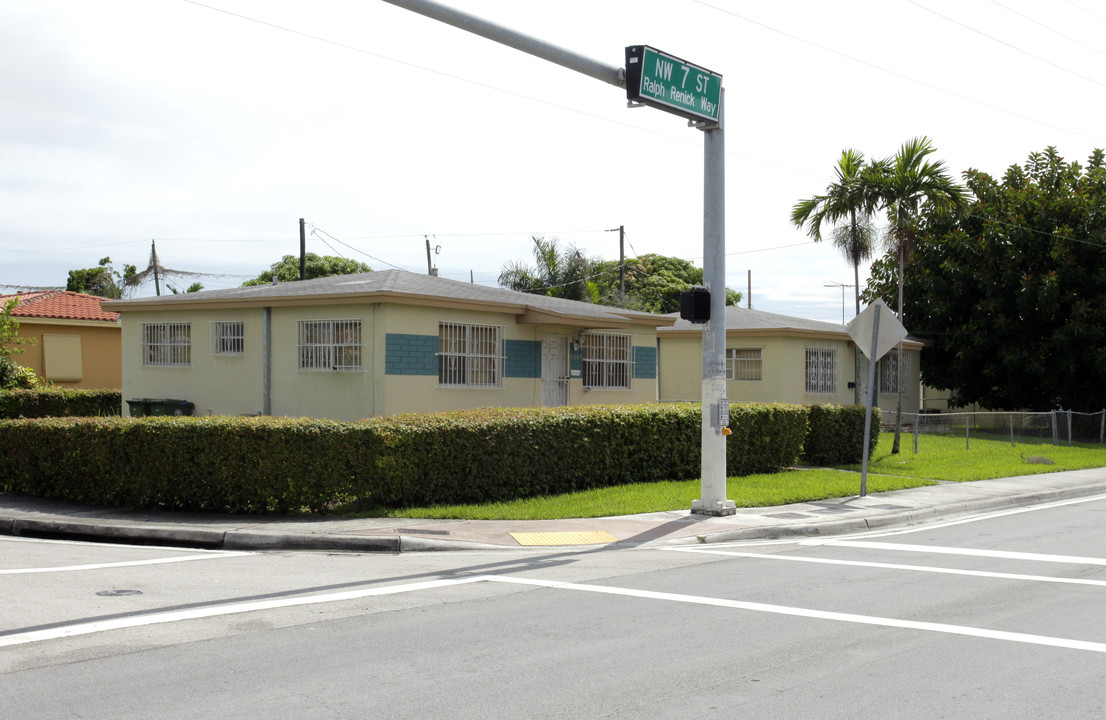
0, 401, 863, 514
801, 404, 881, 466
0, 388, 121, 418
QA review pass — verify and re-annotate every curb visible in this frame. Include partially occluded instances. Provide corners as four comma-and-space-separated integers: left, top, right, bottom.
4, 480, 1106, 553
679, 481, 1106, 546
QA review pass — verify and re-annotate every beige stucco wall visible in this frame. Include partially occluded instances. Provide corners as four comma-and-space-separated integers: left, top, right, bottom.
658, 333, 922, 413
373, 304, 659, 416
121, 308, 267, 417
15, 318, 122, 389
119, 301, 661, 421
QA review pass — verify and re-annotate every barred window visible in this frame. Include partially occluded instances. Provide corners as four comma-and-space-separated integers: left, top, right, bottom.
880, 350, 910, 394
212, 321, 244, 355
298, 319, 362, 370
142, 322, 191, 366
726, 348, 762, 381
805, 346, 837, 394
438, 322, 501, 387
581, 332, 631, 390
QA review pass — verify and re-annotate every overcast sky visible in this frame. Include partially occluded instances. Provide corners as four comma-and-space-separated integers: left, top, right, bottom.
3, 0, 1103, 323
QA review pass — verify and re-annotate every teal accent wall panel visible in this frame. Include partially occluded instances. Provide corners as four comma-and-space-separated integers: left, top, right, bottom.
385, 334, 438, 376
633, 345, 657, 379
504, 340, 541, 378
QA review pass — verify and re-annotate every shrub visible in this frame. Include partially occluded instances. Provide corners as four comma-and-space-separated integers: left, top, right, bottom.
0, 388, 121, 418
727, 403, 809, 474
0, 401, 865, 513
801, 404, 880, 466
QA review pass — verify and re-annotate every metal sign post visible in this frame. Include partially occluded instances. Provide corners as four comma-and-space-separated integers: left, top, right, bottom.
859, 306, 880, 497
848, 298, 908, 497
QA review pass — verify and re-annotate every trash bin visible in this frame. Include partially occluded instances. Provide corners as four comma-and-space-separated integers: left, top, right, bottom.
126, 399, 151, 417
127, 399, 194, 417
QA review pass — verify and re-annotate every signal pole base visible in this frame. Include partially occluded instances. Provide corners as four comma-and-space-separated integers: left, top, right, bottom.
690, 499, 737, 516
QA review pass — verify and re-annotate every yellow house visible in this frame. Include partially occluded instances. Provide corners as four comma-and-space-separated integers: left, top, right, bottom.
104, 270, 675, 421
1, 290, 122, 389
658, 305, 924, 413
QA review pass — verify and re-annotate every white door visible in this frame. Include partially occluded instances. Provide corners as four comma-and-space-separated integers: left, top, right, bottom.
541, 334, 569, 406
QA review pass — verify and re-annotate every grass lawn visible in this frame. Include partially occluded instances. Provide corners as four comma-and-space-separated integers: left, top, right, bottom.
853, 431, 1106, 481
344, 432, 1106, 521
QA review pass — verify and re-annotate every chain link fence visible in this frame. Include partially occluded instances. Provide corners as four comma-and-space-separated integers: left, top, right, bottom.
880, 409, 1106, 451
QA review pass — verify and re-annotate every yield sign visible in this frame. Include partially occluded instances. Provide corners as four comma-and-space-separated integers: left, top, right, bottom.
847, 298, 907, 361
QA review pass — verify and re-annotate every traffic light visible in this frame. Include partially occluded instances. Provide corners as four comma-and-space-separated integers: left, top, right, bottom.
679, 286, 711, 323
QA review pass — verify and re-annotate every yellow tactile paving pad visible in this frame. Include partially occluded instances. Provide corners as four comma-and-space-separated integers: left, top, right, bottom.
509, 530, 619, 546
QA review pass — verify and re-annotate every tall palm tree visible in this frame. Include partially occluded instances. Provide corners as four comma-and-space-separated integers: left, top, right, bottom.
863, 137, 971, 453
792, 149, 878, 404
499, 235, 595, 303
790, 149, 878, 316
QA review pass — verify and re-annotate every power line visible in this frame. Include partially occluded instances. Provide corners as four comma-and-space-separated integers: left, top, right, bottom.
694, 0, 1101, 143
308, 225, 410, 271
988, 0, 1106, 59
909, 0, 1106, 89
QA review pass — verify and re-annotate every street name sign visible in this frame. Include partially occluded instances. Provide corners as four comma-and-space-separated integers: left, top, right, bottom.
625, 45, 722, 124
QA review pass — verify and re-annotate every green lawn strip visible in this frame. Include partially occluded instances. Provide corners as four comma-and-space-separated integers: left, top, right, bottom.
840, 432, 1106, 482
339, 432, 1106, 521
363, 469, 932, 521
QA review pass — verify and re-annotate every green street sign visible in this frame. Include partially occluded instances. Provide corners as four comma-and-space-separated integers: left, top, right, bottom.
625, 45, 722, 124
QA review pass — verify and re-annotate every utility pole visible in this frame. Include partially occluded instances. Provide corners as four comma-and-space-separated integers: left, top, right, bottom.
607, 225, 627, 298
425, 235, 437, 275
619, 225, 625, 297
299, 218, 306, 281
151, 240, 161, 296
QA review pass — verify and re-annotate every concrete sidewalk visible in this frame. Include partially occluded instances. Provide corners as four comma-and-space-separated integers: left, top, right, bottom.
3, 468, 1106, 553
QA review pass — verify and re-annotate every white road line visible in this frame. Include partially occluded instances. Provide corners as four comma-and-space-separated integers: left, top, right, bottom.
663, 547, 1106, 587
488, 576, 1106, 653
0, 552, 254, 575
0, 576, 490, 648
6, 573, 1106, 654
805, 540, 1106, 566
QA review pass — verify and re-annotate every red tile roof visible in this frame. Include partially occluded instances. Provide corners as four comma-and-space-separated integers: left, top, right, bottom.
0, 291, 120, 322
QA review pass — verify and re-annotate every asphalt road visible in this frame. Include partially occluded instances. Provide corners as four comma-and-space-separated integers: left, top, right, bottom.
4, 494, 1106, 718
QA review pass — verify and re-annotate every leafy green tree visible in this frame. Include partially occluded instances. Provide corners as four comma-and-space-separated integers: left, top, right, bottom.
863, 137, 971, 452
498, 236, 596, 302
243, 254, 372, 286
864, 146, 1106, 412
66, 257, 127, 299
590, 253, 740, 313
0, 298, 38, 389
791, 149, 878, 316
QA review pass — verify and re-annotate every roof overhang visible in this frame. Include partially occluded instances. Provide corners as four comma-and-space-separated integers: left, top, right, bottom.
105, 289, 677, 330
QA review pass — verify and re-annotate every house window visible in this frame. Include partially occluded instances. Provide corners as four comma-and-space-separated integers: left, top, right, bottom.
212, 321, 244, 355
805, 346, 837, 394
581, 332, 631, 389
298, 319, 362, 370
726, 348, 762, 381
142, 322, 191, 366
880, 350, 910, 394
438, 322, 501, 388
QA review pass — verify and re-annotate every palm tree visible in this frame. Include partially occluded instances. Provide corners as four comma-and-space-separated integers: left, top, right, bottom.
499, 235, 595, 302
791, 148, 878, 317
792, 149, 879, 404
863, 137, 971, 453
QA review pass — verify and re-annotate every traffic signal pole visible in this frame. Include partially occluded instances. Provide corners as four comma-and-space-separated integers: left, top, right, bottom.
382, 0, 735, 515
691, 90, 736, 516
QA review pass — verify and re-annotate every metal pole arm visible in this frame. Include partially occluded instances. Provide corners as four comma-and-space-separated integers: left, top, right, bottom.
381, 0, 625, 87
